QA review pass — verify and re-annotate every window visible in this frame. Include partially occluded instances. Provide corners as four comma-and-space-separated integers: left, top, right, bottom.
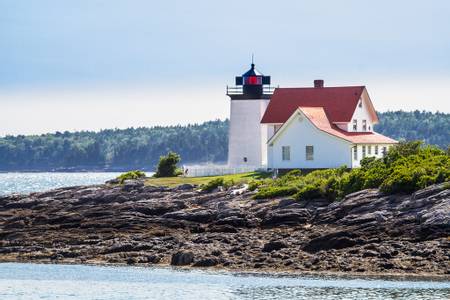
244, 76, 262, 85
353, 119, 357, 131
375, 145, 379, 155
382, 146, 387, 157
368, 145, 372, 155
306, 146, 314, 160
359, 100, 363, 108
243, 157, 247, 163
362, 120, 367, 131
282, 146, 290, 161
362, 145, 366, 158
353, 146, 358, 160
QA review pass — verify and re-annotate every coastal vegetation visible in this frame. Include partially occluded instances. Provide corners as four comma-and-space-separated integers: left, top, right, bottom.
154, 152, 182, 178
250, 141, 449, 200
116, 170, 146, 184
0, 111, 448, 171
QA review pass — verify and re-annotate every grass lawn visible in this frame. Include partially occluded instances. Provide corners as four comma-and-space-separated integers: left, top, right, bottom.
145, 171, 270, 187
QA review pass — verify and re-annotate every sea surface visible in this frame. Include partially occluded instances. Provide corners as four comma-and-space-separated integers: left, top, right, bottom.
0, 263, 449, 300
0, 172, 127, 196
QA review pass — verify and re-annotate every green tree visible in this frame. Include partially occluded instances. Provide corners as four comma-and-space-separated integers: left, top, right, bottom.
154, 151, 181, 177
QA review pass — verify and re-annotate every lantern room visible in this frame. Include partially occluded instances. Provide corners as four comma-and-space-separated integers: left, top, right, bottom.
227, 62, 274, 100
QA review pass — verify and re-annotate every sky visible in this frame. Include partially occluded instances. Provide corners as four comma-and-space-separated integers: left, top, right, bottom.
1, 0, 449, 136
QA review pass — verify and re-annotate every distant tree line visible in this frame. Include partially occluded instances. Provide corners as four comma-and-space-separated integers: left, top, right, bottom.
0, 111, 448, 171
374, 110, 449, 149
0, 120, 228, 171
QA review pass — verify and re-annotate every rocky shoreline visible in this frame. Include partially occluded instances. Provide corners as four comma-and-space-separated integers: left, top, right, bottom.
0, 181, 449, 276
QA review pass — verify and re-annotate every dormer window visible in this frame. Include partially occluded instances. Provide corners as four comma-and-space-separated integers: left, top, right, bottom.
352, 119, 357, 131
362, 120, 367, 131
359, 100, 362, 108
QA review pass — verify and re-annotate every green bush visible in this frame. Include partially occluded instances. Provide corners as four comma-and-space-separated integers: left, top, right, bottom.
117, 170, 146, 184
200, 177, 237, 192
248, 180, 263, 191
323, 176, 342, 200
340, 169, 366, 195
251, 141, 449, 201
154, 151, 181, 178
294, 184, 322, 201
201, 178, 224, 192
283, 169, 302, 177
380, 149, 450, 193
253, 186, 299, 199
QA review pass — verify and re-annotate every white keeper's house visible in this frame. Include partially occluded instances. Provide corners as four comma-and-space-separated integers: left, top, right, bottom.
226, 62, 397, 171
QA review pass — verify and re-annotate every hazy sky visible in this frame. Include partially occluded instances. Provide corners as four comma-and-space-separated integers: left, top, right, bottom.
1, 0, 449, 136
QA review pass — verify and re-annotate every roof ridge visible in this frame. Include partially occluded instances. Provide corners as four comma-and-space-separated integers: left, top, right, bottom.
276, 85, 365, 90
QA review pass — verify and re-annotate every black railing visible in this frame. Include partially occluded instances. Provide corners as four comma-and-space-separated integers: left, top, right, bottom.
226, 85, 277, 95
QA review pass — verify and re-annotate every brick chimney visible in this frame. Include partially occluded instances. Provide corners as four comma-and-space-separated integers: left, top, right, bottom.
314, 79, 324, 88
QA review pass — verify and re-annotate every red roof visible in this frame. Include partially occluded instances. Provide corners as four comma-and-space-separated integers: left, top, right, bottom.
261, 86, 366, 124
295, 107, 397, 144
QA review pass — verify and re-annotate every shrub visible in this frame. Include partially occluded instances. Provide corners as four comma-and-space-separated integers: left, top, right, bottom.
254, 186, 299, 199
201, 178, 224, 192
117, 170, 146, 184
154, 151, 181, 178
383, 140, 422, 166
323, 176, 342, 200
380, 151, 450, 193
294, 184, 322, 201
340, 169, 366, 195
248, 180, 262, 191
362, 159, 390, 188
284, 169, 302, 177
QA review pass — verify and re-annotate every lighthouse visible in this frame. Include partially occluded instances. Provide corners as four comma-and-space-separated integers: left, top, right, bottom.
227, 62, 275, 168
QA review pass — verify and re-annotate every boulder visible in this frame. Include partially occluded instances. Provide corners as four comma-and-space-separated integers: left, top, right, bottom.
171, 251, 195, 266
122, 180, 144, 192
163, 209, 217, 223
175, 184, 196, 191
303, 231, 359, 253
193, 257, 219, 267
262, 208, 311, 226
262, 241, 288, 252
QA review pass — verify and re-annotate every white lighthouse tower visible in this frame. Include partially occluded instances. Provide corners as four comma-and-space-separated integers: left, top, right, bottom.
227, 62, 274, 168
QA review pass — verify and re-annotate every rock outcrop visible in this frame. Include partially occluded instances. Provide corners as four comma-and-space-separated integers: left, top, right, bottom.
0, 181, 448, 275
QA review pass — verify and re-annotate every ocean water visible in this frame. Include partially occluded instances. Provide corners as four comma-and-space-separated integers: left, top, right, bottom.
0, 263, 448, 300
0, 172, 125, 196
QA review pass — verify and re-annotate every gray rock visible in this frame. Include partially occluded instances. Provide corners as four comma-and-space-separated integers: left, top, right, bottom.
262, 241, 288, 252
171, 251, 195, 266
262, 208, 311, 226
193, 257, 219, 267
175, 184, 196, 191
